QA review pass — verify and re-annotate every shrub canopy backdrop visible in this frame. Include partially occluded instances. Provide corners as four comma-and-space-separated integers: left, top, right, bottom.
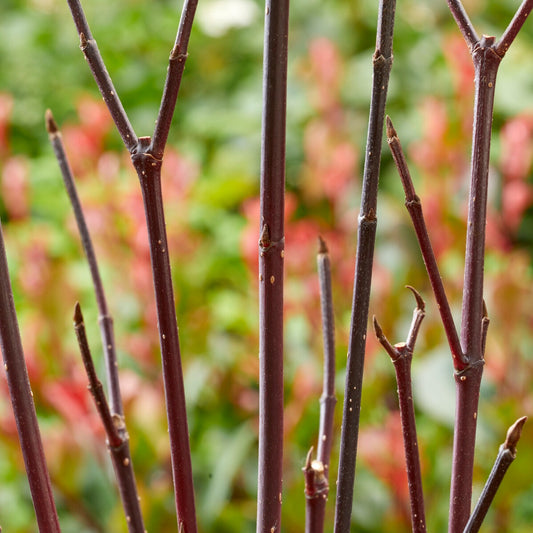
1, 0, 533, 531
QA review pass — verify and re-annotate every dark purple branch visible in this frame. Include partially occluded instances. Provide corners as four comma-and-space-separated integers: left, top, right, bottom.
46, 110, 123, 416
446, 0, 479, 49
256, 0, 289, 529
73, 303, 121, 446
134, 139, 197, 533
304, 237, 337, 533
65, 1, 198, 528
0, 222, 61, 533
151, 0, 198, 159
373, 287, 427, 533
66, 0, 138, 151
450, 32, 502, 533
303, 447, 329, 533
463, 417, 527, 533
73, 303, 145, 533
443, 4, 532, 529
334, 2, 396, 531
316, 236, 336, 470
496, 0, 533, 57
386, 116, 466, 371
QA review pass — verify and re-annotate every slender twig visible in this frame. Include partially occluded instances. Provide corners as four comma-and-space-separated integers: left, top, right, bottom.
304, 237, 337, 533
151, 0, 198, 159
66, 0, 137, 151
73, 303, 145, 533
334, 1, 396, 531
0, 222, 61, 533
495, 0, 533, 57
445, 4, 533, 530
316, 237, 336, 474
463, 416, 527, 533
65, 2, 198, 530
46, 109, 122, 416
446, 1, 479, 50
373, 287, 427, 533
256, 0, 289, 529
386, 116, 466, 371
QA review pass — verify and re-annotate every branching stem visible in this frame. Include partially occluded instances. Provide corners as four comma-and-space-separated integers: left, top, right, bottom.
373, 287, 427, 533
445, 3, 533, 531
65, 1, 199, 530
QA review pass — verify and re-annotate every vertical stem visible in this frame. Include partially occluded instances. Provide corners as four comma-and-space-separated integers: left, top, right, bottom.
0, 222, 61, 533
133, 138, 197, 533
316, 237, 336, 474
257, 0, 289, 529
303, 237, 337, 533
450, 39, 501, 533
334, 1, 396, 531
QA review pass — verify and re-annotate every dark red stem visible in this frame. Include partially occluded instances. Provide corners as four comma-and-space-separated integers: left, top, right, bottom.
463, 416, 527, 533
256, 0, 289, 530
447, 3, 533, 529
0, 222, 61, 533
373, 287, 427, 533
304, 237, 337, 533
151, 0, 198, 159
46, 110, 123, 416
66, 0, 138, 151
386, 116, 466, 371
73, 303, 145, 533
334, 1, 396, 531
133, 138, 197, 533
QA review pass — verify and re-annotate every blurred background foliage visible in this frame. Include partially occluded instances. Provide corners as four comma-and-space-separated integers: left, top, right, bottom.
1, 0, 533, 531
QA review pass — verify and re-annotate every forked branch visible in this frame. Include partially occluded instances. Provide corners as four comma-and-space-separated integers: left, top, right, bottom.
65, 1, 199, 530
373, 287, 427, 533
445, 2, 533, 530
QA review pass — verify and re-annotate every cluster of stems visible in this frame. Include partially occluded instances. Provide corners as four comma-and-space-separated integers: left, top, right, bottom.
377, 2, 533, 532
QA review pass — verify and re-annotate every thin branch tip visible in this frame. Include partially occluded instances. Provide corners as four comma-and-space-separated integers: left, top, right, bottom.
386, 115, 397, 140
73, 302, 84, 325
372, 315, 382, 338
406, 285, 425, 312
305, 446, 314, 469
318, 235, 328, 254
45, 109, 58, 135
504, 416, 527, 453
